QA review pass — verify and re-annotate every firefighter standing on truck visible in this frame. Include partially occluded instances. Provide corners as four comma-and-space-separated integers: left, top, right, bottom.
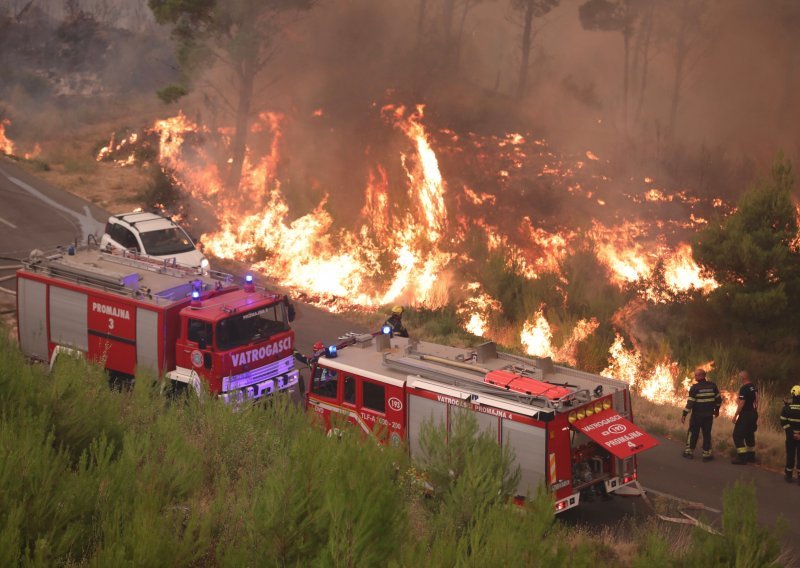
682, 369, 722, 461
781, 385, 800, 483
384, 306, 409, 338
731, 370, 758, 465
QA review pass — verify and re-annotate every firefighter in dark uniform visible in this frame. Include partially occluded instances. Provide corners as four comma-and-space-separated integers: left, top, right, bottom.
731, 370, 758, 465
384, 306, 409, 338
682, 369, 722, 461
780, 385, 800, 483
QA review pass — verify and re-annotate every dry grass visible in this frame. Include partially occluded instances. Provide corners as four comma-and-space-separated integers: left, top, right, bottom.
8, 94, 184, 213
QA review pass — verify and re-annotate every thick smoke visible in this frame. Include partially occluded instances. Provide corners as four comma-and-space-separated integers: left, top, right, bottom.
2, 0, 798, 215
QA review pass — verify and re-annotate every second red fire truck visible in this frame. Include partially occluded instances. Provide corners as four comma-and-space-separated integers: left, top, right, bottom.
16, 244, 299, 401
306, 333, 658, 512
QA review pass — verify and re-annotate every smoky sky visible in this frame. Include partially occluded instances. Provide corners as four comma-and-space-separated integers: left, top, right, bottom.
2, 0, 798, 209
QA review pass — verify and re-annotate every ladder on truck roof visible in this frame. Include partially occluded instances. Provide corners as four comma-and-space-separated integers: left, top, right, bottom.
99, 249, 233, 284
383, 344, 589, 410
22, 246, 234, 297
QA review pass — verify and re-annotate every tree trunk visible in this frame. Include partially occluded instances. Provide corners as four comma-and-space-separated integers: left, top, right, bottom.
227, 56, 256, 193
416, 0, 428, 49
442, 0, 456, 67
516, 0, 535, 100
634, 3, 654, 123
453, 0, 472, 69
623, 24, 630, 128
668, 0, 690, 140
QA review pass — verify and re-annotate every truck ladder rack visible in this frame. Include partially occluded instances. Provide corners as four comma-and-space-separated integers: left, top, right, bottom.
43, 262, 131, 294
99, 250, 233, 285
383, 351, 561, 409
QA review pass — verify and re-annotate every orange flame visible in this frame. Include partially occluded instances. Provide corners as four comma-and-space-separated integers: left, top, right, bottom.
456, 283, 500, 337
603, 336, 737, 416
0, 120, 16, 156
198, 105, 452, 309
520, 307, 599, 366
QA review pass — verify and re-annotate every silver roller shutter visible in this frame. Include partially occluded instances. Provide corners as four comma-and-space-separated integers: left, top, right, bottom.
136, 307, 159, 374
502, 419, 546, 496
407, 395, 446, 460
18, 279, 48, 360
49, 286, 88, 351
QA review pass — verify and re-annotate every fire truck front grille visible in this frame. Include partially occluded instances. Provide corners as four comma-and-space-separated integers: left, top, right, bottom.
222, 355, 295, 392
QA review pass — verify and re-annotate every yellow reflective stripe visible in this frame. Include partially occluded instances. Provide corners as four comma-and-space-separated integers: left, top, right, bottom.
736, 447, 747, 454
687, 397, 696, 401
783, 424, 791, 429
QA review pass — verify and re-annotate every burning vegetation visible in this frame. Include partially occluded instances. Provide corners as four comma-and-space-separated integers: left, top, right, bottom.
5, 0, 800, 409
94, 98, 743, 413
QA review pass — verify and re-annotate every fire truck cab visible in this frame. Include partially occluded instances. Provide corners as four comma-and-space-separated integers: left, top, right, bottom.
16, 245, 298, 401
306, 334, 658, 513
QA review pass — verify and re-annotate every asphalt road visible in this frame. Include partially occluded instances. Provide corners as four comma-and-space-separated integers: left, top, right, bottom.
2, 156, 798, 558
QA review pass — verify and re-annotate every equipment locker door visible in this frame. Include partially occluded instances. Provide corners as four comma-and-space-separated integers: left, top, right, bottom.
502, 419, 546, 497
50, 286, 88, 351
18, 278, 48, 361
136, 308, 159, 375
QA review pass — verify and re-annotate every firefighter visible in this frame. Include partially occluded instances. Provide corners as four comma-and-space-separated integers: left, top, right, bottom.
681, 369, 722, 461
731, 370, 758, 465
384, 306, 409, 338
780, 385, 800, 483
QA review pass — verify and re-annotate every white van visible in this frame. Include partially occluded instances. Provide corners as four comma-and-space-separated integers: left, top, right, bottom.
100, 211, 209, 270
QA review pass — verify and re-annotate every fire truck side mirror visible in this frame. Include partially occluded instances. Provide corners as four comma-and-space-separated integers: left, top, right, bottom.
286, 299, 296, 323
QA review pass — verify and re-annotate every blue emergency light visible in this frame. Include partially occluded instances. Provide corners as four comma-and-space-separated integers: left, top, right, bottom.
325, 345, 338, 358
191, 290, 201, 300
243, 272, 255, 293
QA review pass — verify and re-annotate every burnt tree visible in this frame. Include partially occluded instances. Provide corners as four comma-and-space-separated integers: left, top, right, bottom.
510, 0, 558, 100
149, 0, 315, 193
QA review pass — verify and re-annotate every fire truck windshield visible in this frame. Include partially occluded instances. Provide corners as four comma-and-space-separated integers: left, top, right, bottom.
216, 304, 288, 350
139, 228, 196, 255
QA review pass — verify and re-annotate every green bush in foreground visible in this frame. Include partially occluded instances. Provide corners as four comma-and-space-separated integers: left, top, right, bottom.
0, 329, 788, 566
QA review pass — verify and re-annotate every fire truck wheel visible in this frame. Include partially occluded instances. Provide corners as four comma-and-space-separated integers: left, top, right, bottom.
166, 380, 189, 400
108, 371, 135, 392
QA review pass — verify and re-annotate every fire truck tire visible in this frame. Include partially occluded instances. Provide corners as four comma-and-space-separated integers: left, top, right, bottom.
108, 371, 135, 392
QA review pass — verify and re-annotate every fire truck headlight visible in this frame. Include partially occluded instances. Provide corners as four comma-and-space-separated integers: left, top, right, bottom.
382, 325, 392, 336
200, 257, 210, 269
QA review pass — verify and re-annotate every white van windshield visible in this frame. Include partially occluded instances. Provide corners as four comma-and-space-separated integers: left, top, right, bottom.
139, 227, 195, 255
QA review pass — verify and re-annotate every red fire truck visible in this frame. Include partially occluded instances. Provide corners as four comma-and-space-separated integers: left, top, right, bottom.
16, 245, 299, 401
306, 333, 658, 512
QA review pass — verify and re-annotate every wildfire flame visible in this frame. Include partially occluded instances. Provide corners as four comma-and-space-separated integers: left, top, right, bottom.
456, 283, 500, 337
96, 102, 732, 410
603, 335, 737, 416
520, 306, 599, 367
0, 120, 16, 156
